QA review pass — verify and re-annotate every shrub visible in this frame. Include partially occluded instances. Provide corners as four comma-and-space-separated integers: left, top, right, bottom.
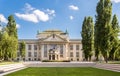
42, 60, 70, 62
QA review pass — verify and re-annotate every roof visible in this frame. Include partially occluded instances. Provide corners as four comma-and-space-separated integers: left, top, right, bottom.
39, 29, 64, 34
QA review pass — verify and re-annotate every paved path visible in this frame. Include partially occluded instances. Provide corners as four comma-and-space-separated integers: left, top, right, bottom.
94, 63, 120, 72
0, 63, 26, 76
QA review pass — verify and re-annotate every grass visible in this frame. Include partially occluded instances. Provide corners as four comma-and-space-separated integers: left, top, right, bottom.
5, 67, 120, 76
0, 61, 19, 66
108, 61, 120, 64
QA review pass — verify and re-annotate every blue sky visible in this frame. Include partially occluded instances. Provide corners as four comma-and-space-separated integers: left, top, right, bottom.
0, 0, 120, 39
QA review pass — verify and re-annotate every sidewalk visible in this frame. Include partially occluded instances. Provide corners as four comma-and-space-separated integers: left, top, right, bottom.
94, 63, 120, 72
0, 63, 26, 76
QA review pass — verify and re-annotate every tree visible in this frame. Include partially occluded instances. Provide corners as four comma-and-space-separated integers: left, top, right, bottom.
95, 0, 112, 63
0, 26, 3, 60
6, 15, 18, 60
6, 15, 18, 38
109, 14, 120, 60
19, 41, 26, 60
81, 16, 94, 61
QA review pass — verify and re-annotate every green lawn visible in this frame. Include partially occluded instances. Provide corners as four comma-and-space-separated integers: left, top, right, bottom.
108, 61, 120, 64
5, 67, 120, 76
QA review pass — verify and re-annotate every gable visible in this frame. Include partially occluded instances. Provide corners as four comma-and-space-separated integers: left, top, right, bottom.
42, 34, 67, 42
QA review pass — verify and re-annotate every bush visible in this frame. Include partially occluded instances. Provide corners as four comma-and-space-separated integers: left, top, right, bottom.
42, 60, 70, 62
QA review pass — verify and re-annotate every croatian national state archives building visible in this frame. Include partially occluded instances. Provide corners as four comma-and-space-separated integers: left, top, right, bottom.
17, 29, 85, 61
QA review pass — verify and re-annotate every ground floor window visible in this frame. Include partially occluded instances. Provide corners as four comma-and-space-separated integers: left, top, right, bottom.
17, 58, 19, 61
70, 52, 73, 57
71, 58, 73, 61
60, 54, 63, 57
34, 58, 37, 61
29, 58, 31, 61
77, 58, 79, 61
38, 58, 40, 61
76, 52, 79, 57
23, 58, 25, 61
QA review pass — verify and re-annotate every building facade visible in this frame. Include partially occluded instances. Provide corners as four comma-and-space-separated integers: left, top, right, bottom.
17, 29, 83, 61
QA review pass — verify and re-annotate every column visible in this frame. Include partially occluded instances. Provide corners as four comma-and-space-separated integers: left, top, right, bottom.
41, 44, 44, 60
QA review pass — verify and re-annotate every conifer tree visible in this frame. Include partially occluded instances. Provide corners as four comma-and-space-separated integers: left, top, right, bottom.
109, 14, 120, 60
95, 0, 112, 63
81, 16, 94, 61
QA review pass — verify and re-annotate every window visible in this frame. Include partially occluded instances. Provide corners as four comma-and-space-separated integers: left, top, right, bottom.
28, 52, 31, 57
70, 45, 73, 50
60, 45, 63, 57
50, 44, 57, 49
70, 52, 73, 57
34, 58, 37, 61
39, 45, 41, 50
53, 34, 55, 38
29, 58, 31, 61
28, 45, 31, 50
77, 58, 79, 61
44, 44, 47, 57
60, 55, 63, 57
34, 52, 37, 57
17, 58, 19, 61
76, 44, 79, 50
76, 52, 79, 57
34, 45, 37, 50
60, 45, 63, 54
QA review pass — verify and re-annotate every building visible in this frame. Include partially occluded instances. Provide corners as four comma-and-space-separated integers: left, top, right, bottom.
17, 29, 83, 61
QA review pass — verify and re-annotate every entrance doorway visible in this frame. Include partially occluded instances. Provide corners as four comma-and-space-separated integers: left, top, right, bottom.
49, 55, 55, 60
52, 55, 55, 60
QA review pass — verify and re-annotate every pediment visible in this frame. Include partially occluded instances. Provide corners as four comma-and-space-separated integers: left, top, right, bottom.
42, 34, 67, 42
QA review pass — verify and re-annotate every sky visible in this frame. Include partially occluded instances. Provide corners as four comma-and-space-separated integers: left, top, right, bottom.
0, 0, 120, 39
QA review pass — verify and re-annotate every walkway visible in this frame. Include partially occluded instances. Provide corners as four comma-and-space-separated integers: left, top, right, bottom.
94, 63, 120, 72
0, 63, 26, 76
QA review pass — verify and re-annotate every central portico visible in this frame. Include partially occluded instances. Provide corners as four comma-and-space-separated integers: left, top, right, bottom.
37, 29, 69, 61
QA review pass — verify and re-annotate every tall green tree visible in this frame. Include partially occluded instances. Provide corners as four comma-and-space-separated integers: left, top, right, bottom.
81, 16, 94, 61
6, 15, 18, 38
6, 15, 18, 60
109, 14, 120, 60
95, 0, 112, 63
19, 41, 26, 60
0, 25, 3, 60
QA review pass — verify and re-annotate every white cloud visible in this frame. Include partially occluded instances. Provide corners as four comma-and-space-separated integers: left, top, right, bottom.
15, 13, 39, 23
46, 9, 55, 16
16, 24, 20, 29
0, 14, 20, 29
111, 0, 120, 3
69, 5, 79, 11
0, 14, 8, 23
33, 10, 49, 22
69, 16, 74, 20
15, 3, 55, 23
24, 3, 35, 13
